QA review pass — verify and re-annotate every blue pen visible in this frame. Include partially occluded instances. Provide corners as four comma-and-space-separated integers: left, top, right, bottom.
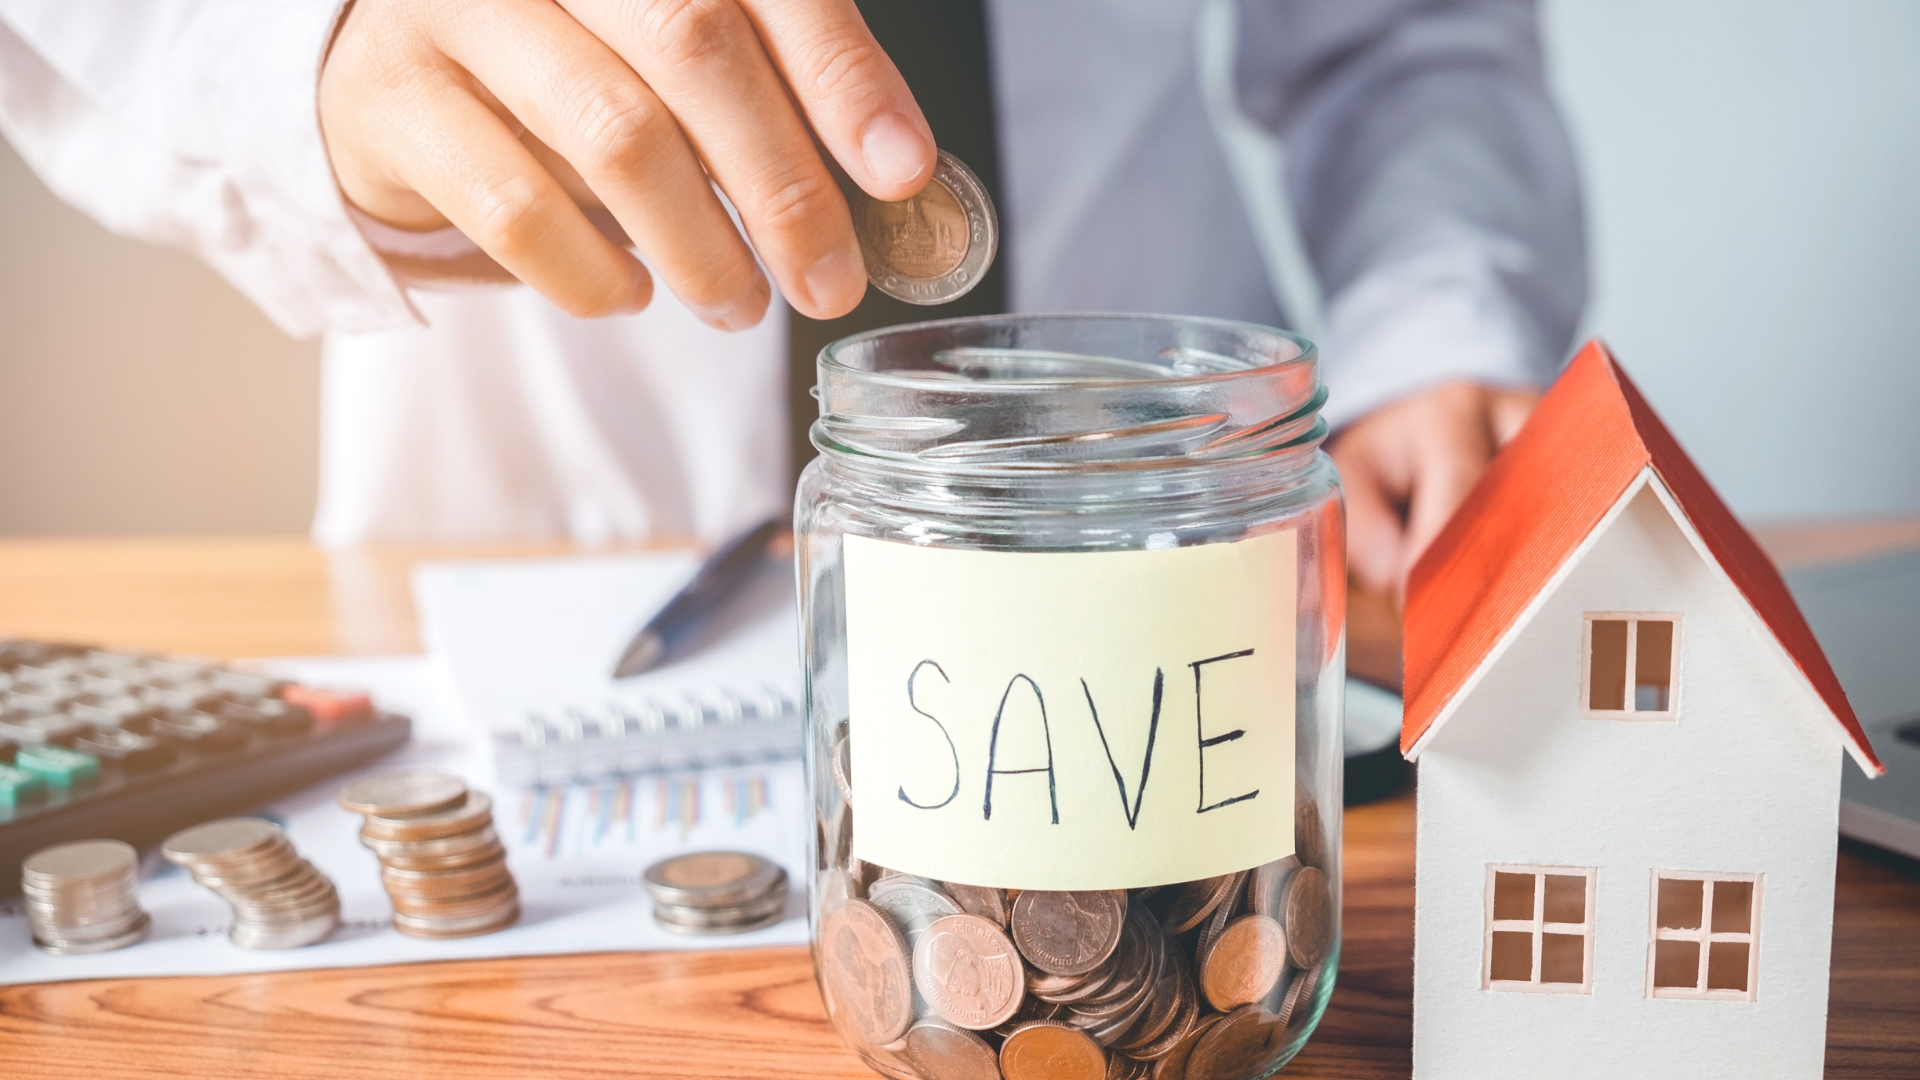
611, 517, 783, 679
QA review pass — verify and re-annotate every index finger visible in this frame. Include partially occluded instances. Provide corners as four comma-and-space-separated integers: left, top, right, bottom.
734, 0, 937, 199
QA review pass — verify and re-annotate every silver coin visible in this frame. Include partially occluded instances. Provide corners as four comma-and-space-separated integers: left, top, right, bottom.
850, 149, 997, 306
22, 839, 138, 886
643, 851, 786, 910
339, 770, 468, 818
162, 817, 284, 864
868, 876, 963, 940
33, 911, 151, 955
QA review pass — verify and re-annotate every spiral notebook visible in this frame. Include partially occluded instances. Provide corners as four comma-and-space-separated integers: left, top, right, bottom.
413, 552, 803, 785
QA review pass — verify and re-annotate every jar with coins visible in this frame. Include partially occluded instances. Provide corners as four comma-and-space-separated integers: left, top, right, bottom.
797, 314, 1343, 1080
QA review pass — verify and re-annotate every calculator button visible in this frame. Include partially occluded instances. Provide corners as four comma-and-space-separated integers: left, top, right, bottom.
74, 726, 173, 772
0, 711, 89, 745
147, 710, 248, 752
218, 698, 313, 735
68, 695, 161, 729
0, 763, 48, 807
15, 744, 100, 787
281, 685, 373, 726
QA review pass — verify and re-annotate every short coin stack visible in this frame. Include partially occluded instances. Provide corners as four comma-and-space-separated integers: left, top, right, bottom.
644, 851, 788, 935
163, 818, 340, 949
21, 839, 149, 954
341, 770, 518, 938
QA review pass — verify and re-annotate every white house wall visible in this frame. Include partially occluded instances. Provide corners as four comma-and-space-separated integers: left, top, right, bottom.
1413, 480, 1844, 1080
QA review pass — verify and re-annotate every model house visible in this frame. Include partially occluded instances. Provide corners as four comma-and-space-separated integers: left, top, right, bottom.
1400, 342, 1883, 1079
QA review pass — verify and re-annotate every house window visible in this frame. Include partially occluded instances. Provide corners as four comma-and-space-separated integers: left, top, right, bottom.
1649, 872, 1761, 1000
1484, 865, 1597, 993
1584, 613, 1680, 717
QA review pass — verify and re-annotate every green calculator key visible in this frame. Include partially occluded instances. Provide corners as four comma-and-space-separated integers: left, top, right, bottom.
0, 763, 49, 806
15, 744, 100, 787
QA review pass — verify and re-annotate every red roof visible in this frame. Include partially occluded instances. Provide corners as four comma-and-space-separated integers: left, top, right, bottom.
1401, 340, 1882, 774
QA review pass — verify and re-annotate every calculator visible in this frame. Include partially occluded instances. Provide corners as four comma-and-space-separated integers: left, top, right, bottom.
0, 638, 409, 897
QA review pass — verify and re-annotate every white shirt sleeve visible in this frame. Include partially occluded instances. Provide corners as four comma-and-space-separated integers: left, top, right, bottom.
1235, 0, 1588, 426
0, 0, 416, 338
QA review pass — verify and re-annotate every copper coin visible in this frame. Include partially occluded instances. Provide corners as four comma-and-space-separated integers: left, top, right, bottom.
1201, 915, 1288, 1011
644, 851, 784, 909
914, 913, 1026, 1030
1011, 890, 1127, 976
1183, 1004, 1277, 1080
381, 851, 508, 890
391, 904, 519, 939
1282, 866, 1332, 969
1249, 856, 1299, 918
1151, 1012, 1222, 1080
1160, 873, 1243, 935
1127, 968, 1198, 1061
1274, 960, 1326, 1033
905, 1019, 1001, 1080
820, 898, 914, 1046
360, 791, 493, 843
376, 837, 506, 873
945, 883, 1008, 926
851, 150, 998, 306
1000, 1021, 1107, 1080
1295, 796, 1326, 870
1115, 950, 1190, 1054
339, 771, 467, 818
1196, 894, 1235, 969
361, 821, 499, 860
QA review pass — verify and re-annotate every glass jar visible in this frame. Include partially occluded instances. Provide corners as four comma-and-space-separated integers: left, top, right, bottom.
797, 314, 1343, 1080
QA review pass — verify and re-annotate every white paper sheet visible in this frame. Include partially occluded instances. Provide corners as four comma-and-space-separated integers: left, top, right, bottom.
0, 654, 809, 986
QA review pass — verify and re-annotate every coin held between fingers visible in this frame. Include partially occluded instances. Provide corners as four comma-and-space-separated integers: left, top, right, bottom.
850, 150, 997, 306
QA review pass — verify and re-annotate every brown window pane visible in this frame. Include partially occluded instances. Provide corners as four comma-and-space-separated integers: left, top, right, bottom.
1543, 874, 1587, 924
1711, 880, 1754, 934
1635, 620, 1675, 711
1493, 871, 1536, 921
1490, 930, 1534, 982
1708, 941, 1751, 992
1657, 877, 1704, 930
1654, 938, 1702, 989
1541, 933, 1587, 984
1589, 619, 1629, 710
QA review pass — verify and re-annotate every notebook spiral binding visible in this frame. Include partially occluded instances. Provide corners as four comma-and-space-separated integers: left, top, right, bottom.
492, 682, 802, 786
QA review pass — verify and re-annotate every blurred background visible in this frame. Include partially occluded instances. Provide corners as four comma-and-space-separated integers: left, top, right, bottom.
1, 0, 1915, 535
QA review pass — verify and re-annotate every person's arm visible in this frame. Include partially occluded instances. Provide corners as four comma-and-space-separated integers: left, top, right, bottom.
1235, 0, 1587, 596
0, 1, 414, 337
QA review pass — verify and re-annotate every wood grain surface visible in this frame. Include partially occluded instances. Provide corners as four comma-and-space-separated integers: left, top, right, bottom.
0, 529, 1914, 1078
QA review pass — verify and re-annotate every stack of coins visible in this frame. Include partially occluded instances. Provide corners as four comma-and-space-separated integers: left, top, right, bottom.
21, 839, 150, 954
340, 770, 518, 938
815, 794, 1336, 1080
163, 818, 340, 948
644, 851, 788, 935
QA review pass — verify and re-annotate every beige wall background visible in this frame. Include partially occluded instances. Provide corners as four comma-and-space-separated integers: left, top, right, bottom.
0, 139, 319, 535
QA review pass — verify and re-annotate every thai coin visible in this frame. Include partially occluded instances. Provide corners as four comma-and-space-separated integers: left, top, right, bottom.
1124, 967, 1198, 1062
1151, 1012, 1222, 1080
1274, 960, 1326, 1033
162, 817, 284, 865
820, 898, 915, 1046
644, 851, 785, 910
999, 1021, 1107, 1080
375, 837, 507, 873
913, 913, 1026, 1030
1114, 950, 1188, 1054
381, 851, 509, 892
904, 1019, 1001, 1080
1195, 893, 1236, 969
22, 839, 137, 888
1159, 873, 1243, 935
1282, 866, 1333, 969
1201, 915, 1288, 1011
868, 875, 963, 938
1249, 855, 1300, 918
945, 883, 1008, 926
339, 770, 468, 818
33, 911, 151, 955
1183, 1004, 1277, 1080
850, 149, 997, 306
359, 791, 494, 843
392, 904, 520, 939
654, 892, 788, 935
1295, 795, 1326, 870
831, 725, 853, 806
361, 821, 499, 861
1010, 890, 1127, 976
1106, 1054, 1153, 1080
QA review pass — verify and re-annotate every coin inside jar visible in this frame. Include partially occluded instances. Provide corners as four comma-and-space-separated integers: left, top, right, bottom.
850, 149, 997, 305
1282, 866, 1333, 969
1010, 890, 1127, 977
1200, 915, 1288, 1011
820, 898, 915, 1046
913, 914, 1026, 1031
904, 1019, 1001, 1080
999, 1021, 1105, 1080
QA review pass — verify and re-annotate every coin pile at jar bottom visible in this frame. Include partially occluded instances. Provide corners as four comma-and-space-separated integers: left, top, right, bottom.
815, 801, 1334, 1080
644, 851, 789, 934
163, 818, 340, 948
22, 839, 149, 954
341, 770, 517, 938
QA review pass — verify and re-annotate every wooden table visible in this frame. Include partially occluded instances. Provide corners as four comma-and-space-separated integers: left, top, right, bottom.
0, 526, 1916, 1078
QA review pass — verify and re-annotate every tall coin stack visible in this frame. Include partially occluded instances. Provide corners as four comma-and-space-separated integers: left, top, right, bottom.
163, 818, 341, 949
340, 770, 518, 938
644, 851, 789, 935
22, 839, 150, 954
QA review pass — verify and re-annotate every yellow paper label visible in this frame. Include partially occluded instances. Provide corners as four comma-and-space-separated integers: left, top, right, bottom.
844, 530, 1296, 890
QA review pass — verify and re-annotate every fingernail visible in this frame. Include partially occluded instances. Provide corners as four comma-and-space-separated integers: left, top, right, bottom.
804, 246, 865, 315
861, 113, 932, 188
697, 294, 766, 333
620, 266, 653, 314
